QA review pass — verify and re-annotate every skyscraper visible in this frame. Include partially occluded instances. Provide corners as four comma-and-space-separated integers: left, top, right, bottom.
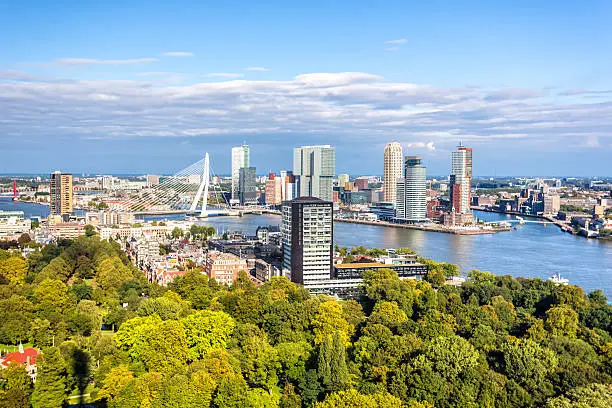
395, 156, 427, 222
238, 167, 257, 205
231, 145, 250, 204
337, 174, 350, 189
265, 173, 283, 206
49, 171, 73, 216
384, 142, 403, 203
293, 145, 335, 201
450, 143, 473, 214
282, 197, 333, 287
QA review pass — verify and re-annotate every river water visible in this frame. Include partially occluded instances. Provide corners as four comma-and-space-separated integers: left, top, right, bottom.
3, 198, 611, 298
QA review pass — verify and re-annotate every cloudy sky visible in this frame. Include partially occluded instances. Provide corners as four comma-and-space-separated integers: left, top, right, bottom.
1, 0, 611, 176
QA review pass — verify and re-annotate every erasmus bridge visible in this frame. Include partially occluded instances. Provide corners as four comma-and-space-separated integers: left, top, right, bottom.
109, 153, 274, 218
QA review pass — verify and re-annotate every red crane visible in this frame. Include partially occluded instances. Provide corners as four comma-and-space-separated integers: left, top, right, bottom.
12, 180, 18, 200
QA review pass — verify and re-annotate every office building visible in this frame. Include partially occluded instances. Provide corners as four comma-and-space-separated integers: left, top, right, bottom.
265, 173, 283, 206
383, 142, 403, 203
231, 145, 250, 203
50, 171, 73, 216
238, 167, 257, 205
293, 145, 335, 201
283, 172, 296, 201
282, 197, 333, 287
396, 156, 427, 222
544, 195, 561, 215
450, 143, 473, 214
205, 251, 248, 286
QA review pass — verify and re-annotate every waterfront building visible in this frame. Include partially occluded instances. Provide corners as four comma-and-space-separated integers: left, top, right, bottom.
450, 143, 473, 214
282, 197, 334, 287
231, 145, 250, 203
384, 142, 403, 203
293, 145, 335, 201
544, 195, 561, 215
265, 173, 283, 206
49, 171, 73, 216
334, 262, 427, 279
205, 251, 248, 286
396, 156, 427, 222
238, 167, 257, 205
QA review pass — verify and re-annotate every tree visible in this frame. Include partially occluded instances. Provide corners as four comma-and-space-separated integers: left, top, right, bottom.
97, 365, 134, 403
0, 295, 34, 344
31, 347, 68, 408
546, 305, 579, 338
84, 224, 96, 237
95, 256, 134, 293
171, 227, 184, 239
0, 363, 33, 408
180, 310, 235, 359
33, 278, 72, 317
315, 389, 406, 408
318, 331, 349, 393
17, 233, 31, 247
0, 256, 28, 285
503, 338, 558, 396
312, 301, 351, 346
545, 383, 612, 408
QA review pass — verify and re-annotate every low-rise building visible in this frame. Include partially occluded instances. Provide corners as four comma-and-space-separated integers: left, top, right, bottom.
0, 211, 29, 240
0, 344, 40, 382
205, 251, 249, 286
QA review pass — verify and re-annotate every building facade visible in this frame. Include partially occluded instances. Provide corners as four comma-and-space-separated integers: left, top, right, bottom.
205, 251, 249, 286
49, 171, 73, 216
265, 173, 283, 206
293, 145, 335, 201
231, 145, 250, 203
450, 144, 473, 214
238, 167, 257, 205
383, 142, 403, 203
396, 156, 427, 222
282, 197, 333, 288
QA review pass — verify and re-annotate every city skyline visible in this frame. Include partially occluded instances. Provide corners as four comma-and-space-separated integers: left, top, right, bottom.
1, 1, 611, 176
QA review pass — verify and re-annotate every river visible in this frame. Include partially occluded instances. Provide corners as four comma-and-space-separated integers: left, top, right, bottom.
3, 198, 611, 298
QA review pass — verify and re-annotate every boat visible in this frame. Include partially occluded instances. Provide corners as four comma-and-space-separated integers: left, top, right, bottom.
547, 273, 569, 285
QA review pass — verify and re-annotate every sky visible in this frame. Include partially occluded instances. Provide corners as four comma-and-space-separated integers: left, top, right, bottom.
1, 0, 611, 176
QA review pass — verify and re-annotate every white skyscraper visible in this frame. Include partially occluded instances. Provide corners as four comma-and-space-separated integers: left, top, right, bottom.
231, 145, 250, 203
293, 145, 335, 201
384, 142, 403, 203
396, 156, 427, 222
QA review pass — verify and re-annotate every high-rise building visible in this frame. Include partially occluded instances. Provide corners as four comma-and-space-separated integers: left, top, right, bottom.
49, 171, 73, 216
265, 173, 283, 206
231, 145, 250, 203
450, 143, 473, 214
293, 145, 335, 201
238, 167, 257, 205
395, 156, 427, 222
282, 197, 333, 288
384, 142, 403, 203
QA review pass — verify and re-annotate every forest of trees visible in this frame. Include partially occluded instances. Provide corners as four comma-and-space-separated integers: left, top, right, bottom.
0, 235, 611, 407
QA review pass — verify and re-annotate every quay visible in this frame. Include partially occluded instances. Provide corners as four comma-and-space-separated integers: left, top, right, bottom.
471, 206, 575, 234
333, 217, 510, 235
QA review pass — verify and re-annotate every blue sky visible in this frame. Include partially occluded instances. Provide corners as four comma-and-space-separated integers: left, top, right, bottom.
1, 0, 611, 176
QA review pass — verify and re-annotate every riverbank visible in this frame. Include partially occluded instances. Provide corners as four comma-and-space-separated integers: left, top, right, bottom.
334, 217, 510, 235
471, 206, 576, 233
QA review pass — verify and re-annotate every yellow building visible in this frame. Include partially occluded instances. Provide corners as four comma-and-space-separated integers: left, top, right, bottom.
50, 171, 73, 215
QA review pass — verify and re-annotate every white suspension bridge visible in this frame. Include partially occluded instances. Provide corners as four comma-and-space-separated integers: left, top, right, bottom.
109, 153, 278, 218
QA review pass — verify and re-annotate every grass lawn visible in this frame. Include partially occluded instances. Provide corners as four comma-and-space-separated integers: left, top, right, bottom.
0, 342, 33, 353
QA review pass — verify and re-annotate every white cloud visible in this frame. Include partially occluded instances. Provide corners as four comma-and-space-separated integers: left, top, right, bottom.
1, 70, 611, 152
160, 52, 194, 57
407, 141, 436, 151
385, 38, 408, 44
204, 73, 245, 78
54, 58, 158, 66
245, 67, 269, 72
